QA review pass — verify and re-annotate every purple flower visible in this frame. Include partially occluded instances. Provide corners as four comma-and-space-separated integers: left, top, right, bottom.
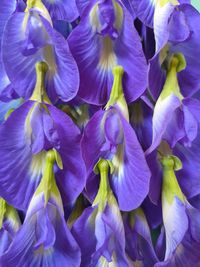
0, 150, 81, 267
146, 54, 200, 154
1, 0, 79, 102
0, 0, 17, 101
72, 159, 130, 266
149, 4, 200, 100
123, 208, 158, 266
81, 66, 150, 211
159, 155, 200, 261
0, 198, 21, 256
42, 0, 79, 22
0, 62, 86, 210
68, 0, 148, 105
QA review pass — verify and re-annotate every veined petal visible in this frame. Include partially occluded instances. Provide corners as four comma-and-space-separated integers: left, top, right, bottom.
162, 196, 188, 260
72, 207, 97, 267
146, 93, 181, 154
76, 0, 90, 15
131, 0, 156, 27
68, 0, 148, 105
182, 103, 198, 145
173, 135, 200, 199
47, 105, 86, 206
2, 10, 79, 102
111, 111, 150, 211
183, 97, 200, 125
81, 109, 106, 172
82, 107, 150, 211
186, 203, 200, 243
0, 99, 21, 124
154, 2, 175, 52
124, 209, 158, 265
72, 192, 129, 266
154, 232, 200, 267
1, 193, 81, 267
42, 0, 79, 22
170, 5, 200, 97
0, 101, 45, 210
0, 100, 85, 210
0, 203, 21, 256
0, 0, 17, 100
0, 0, 16, 45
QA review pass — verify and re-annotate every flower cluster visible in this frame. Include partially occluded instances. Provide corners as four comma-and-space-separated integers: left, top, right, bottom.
0, 0, 200, 266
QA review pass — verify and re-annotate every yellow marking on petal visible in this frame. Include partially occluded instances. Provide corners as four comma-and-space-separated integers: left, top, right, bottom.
98, 253, 117, 267
26, 0, 53, 26
34, 150, 63, 205
43, 45, 57, 76
113, 0, 123, 30
90, 3, 100, 32
159, 44, 170, 66
112, 143, 124, 181
24, 102, 39, 139
0, 198, 6, 229
93, 159, 113, 210
30, 151, 47, 179
157, 0, 179, 7
30, 62, 51, 103
22, 11, 30, 34
98, 37, 117, 71
158, 53, 186, 102
161, 155, 185, 204
34, 245, 54, 255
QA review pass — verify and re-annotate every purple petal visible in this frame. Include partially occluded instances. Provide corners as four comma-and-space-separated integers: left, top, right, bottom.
154, 3, 175, 52
146, 94, 181, 154
130, 0, 156, 27
186, 203, 200, 243
155, 232, 200, 267
170, 5, 200, 97
0, 101, 85, 210
0, 0, 16, 99
1, 194, 81, 267
42, 0, 79, 22
111, 112, 151, 211
173, 137, 200, 199
48, 105, 86, 206
68, 0, 148, 105
76, 0, 90, 15
0, 101, 43, 210
163, 197, 188, 260
2, 11, 79, 102
81, 107, 150, 211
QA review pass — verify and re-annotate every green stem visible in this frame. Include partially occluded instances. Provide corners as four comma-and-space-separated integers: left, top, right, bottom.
36, 150, 62, 205
105, 66, 129, 121
93, 159, 112, 209
160, 53, 186, 101
30, 62, 51, 104
161, 155, 184, 204
0, 198, 6, 229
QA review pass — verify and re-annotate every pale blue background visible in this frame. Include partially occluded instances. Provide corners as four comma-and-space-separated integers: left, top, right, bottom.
192, 0, 200, 11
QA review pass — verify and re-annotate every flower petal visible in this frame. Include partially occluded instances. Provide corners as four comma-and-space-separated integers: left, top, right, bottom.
146, 94, 181, 154
163, 197, 188, 260
1, 194, 81, 267
42, 0, 79, 22
48, 105, 86, 205
111, 112, 151, 211
0, 101, 45, 210
68, 0, 148, 105
2, 11, 79, 102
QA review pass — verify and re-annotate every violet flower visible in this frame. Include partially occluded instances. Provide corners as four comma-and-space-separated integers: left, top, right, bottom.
0, 62, 85, 210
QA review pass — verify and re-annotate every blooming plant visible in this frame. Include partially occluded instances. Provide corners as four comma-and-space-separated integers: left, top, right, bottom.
0, 0, 200, 266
